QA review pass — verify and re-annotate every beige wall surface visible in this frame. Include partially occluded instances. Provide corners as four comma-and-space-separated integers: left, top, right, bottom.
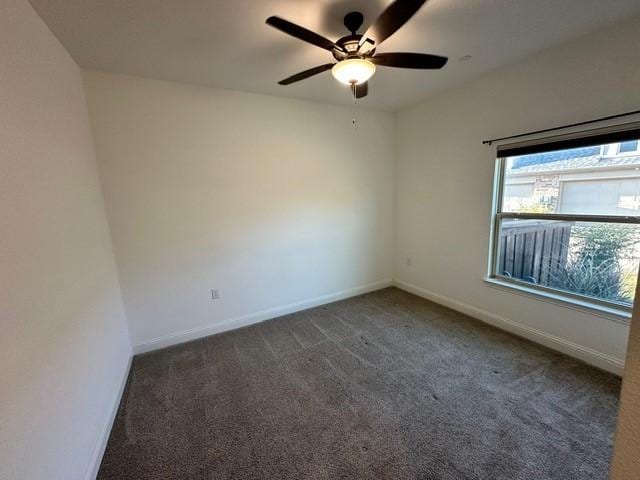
83, 71, 395, 350
610, 276, 640, 479
0, 1, 131, 478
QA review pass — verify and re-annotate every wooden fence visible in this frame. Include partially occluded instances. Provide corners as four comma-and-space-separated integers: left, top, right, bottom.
497, 220, 574, 285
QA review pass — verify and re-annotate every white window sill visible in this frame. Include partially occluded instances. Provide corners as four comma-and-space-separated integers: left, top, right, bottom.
483, 277, 631, 325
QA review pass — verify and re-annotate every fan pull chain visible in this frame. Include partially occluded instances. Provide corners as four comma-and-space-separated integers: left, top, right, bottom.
351, 83, 358, 128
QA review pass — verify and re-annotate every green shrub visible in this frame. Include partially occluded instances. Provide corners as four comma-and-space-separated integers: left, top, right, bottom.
549, 224, 638, 304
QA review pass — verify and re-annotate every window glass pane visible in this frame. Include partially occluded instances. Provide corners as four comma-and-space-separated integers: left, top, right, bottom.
560, 179, 640, 215
495, 218, 640, 306
619, 140, 639, 154
503, 183, 535, 212
502, 138, 640, 215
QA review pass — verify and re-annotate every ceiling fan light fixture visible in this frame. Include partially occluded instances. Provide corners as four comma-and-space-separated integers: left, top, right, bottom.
331, 58, 376, 85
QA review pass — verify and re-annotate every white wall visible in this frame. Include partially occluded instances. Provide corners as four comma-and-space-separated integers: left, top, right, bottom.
83, 71, 395, 351
394, 16, 640, 374
0, 1, 131, 479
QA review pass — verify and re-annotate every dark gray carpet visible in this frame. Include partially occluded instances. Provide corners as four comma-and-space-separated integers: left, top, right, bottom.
98, 287, 621, 480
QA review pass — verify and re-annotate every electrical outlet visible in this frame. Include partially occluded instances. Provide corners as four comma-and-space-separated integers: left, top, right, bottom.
211, 289, 220, 300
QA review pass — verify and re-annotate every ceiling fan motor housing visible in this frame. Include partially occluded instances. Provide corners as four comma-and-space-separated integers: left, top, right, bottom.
333, 12, 374, 60
333, 35, 369, 60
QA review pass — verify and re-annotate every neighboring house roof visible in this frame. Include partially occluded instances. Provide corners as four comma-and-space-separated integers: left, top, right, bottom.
512, 146, 600, 168
510, 154, 640, 174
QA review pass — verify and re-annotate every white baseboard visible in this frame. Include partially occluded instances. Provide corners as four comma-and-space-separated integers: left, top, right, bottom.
85, 352, 132, 480
394, 279, 625, 376
133, 279, 394, 355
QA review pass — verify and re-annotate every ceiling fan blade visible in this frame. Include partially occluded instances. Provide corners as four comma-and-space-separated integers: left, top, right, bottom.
266, 16, 342, 52
278, 63, 335, 85
355, 81, 369, 99
371, 52, 448, 69
361, 0, 428, 47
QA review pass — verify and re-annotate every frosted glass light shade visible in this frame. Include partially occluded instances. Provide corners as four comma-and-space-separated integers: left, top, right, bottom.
331, 59, 376, 85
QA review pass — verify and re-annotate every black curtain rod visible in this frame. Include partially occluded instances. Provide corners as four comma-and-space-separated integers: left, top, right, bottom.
482, 110, 640, 146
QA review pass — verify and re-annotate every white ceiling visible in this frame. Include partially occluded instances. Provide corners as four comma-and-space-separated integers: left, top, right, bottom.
29, 0, 640, 111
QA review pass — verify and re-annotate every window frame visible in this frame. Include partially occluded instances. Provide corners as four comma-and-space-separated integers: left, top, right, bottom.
486, 128, 640, 319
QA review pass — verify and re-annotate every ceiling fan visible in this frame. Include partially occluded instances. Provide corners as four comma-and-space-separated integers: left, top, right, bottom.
266, 0, 448, 99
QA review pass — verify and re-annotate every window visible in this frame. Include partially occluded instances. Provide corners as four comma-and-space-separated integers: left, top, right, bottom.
560, 179, 640, 215
619, 140, 639, 154
489, 128, 640, 313
503, 183, 535, 211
